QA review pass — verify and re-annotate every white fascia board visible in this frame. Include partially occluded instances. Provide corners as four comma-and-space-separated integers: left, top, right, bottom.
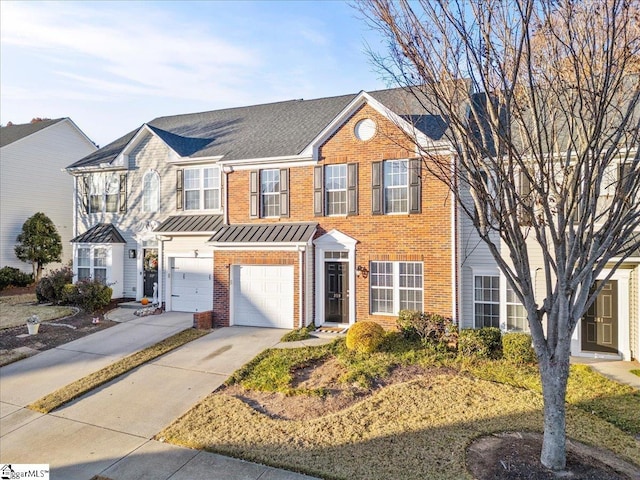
66, 165, 128, 175
218, 155, 314, 170
300, 91, 454, 160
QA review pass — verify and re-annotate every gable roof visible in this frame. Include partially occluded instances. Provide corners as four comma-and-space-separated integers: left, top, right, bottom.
71, 223, 126, 243
1, 119, 66, 148
67, 88, 451, 170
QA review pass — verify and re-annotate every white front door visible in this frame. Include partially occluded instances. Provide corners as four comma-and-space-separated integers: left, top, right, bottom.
231, 265, 294, 328
170, 257, 213, 312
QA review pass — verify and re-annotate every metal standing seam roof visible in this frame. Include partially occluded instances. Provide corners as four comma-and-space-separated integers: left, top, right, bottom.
71, 223, 126, 243
155, 214, 224, 233
209, 222, 317, 244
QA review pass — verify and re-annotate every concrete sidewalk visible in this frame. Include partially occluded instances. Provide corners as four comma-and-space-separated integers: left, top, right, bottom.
0, 310, 319, 480
571, 357, 640, 389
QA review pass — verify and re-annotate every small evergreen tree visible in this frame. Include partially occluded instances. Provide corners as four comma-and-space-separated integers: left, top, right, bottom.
15, 212, 62, 282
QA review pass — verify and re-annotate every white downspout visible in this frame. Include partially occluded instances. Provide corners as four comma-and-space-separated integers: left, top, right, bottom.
298, 246, 305, 327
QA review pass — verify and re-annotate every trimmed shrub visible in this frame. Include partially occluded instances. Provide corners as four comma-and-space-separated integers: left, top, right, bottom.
458, 327, 503, 359
397, 310, 458, 350
0, 266, 33, 290
503, 332, 537, 364
36, 267, 73, 304
71, 279, 113, 312
346, 321, 386, 354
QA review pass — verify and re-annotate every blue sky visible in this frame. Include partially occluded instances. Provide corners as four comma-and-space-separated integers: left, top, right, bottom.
1, 0, 389, 147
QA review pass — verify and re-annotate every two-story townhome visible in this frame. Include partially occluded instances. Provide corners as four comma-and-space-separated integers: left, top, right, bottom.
1, 118, 97, 273
66, 88, 456, 330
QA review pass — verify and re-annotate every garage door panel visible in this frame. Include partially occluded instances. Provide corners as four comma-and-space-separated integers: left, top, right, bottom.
171, 257, 213, 313
232, 265, 293, 329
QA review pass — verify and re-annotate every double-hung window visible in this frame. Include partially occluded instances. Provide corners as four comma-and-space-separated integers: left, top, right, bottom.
384, 160, 408, 213
249, 168, 289, 218
76, 246, 108, 284
261, 169, 280, 217
89, 173, 119, 213
372, 159, 421, 215
370, 261, 423, 314
183, 167, 220, 211
506, 284, 528, 331
325, 164, 347, 215
313, 163, 358, 216
474, 275, 500, 328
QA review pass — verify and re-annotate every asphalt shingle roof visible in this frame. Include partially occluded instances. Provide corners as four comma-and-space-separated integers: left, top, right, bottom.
71, 223, 126, 243
210, 222, 317, 244
1, 119, 65, 148
67, 88, 449, 170
155, 215, 224, 233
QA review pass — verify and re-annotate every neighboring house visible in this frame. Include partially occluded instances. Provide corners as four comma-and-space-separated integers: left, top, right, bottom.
65, 89, 456, 330
0, 119, 97, 273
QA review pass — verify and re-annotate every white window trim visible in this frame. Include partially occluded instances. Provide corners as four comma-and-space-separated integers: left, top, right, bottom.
325, 164, 347, 216
370, 261, 424, 315
89, 172, 119, 213
183, 166, 221, 212
260, 169, 280, 218
74, 244, 112, 283
143, 170, 160, 213
313, 230, 357, 326
383, 159, 409, 214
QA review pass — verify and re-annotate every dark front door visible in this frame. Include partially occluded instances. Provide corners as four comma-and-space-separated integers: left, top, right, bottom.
325, 262, 349, 323
143, 248, 158, 298
581, 280, 618, 354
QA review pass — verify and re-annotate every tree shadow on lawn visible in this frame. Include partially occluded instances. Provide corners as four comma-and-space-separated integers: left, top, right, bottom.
158, 376, 640, 480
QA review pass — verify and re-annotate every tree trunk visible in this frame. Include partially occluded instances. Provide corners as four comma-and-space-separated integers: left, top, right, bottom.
539, 356, 570, 470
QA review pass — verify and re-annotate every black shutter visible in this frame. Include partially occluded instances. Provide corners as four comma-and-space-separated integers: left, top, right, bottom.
372, 161, 383, 215
280, 168, 289, 217
250, 170, 259, 218
409, 159, 421, 214
81, 176, 89, 214
347, 163, 358, 215
313, 165, 324, 216
119, 173, 127, 213
176, 169, 183, 210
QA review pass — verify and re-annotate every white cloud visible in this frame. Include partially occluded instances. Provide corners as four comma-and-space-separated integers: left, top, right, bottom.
1, 1, 259, 103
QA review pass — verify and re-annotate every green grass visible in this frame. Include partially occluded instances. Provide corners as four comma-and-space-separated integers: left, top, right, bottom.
160, 333, 640, 480
280, 324, 316, 342
29, 328, 208, 413
0, 294, 75, 329
631, 369, 640, 378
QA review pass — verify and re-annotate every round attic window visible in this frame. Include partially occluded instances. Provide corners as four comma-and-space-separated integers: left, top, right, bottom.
354, 118, 376, 141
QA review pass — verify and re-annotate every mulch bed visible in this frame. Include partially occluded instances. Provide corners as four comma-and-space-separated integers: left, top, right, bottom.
467, 431, 640, 479
0, 285, 121, 366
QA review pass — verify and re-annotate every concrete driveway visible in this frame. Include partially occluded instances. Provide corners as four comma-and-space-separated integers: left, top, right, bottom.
0, 316, 318, 480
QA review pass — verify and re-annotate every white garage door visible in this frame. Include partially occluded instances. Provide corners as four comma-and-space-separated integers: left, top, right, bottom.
171, 257, 213, 312
232, 265, 294, 328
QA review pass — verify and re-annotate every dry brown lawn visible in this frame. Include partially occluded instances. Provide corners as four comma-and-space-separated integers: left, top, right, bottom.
158, 372, 640, 480
0, 294, 75, 329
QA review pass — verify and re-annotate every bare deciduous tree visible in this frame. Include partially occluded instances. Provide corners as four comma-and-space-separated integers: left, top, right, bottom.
357, 0, 640, 470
